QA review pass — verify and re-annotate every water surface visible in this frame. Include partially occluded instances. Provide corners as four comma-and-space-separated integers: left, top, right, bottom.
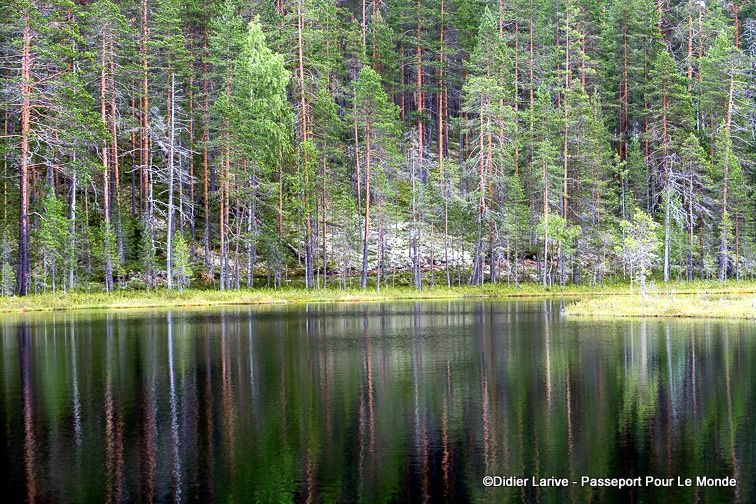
1, 300, 754, 503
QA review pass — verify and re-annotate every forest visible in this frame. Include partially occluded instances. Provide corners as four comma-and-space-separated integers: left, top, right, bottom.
0, 0, 753, 296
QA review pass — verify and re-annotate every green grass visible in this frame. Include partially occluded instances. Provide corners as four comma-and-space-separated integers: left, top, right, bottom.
1, 280, 756, 314
565, 292, 756, 320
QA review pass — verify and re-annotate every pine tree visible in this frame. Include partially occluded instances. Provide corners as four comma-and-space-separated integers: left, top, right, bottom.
6, 0, 98, 295
700, 33, 751, 279
208, 0, 246, 290
679, 133, 710, 280
501, 172, 529, 286
354, 66, 401, 289
700, 32, 750, 156
152, 0, 191, 290
462, 8, 512, 285
712, 123, 738, 280
0, 0, 752, 295
531, 85, 560, 287
648, 48, 693, 281
89, 0, 131, 292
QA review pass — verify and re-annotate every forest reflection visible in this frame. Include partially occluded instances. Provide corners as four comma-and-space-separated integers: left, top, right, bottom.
1, 301, 753, 503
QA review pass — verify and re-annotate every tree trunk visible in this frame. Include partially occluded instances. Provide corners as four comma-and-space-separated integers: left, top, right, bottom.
473, 98, 486, 286
514, 19, 520, 176
662, 80, 670, 282
412, 160, 421, 291
664, 182, 671, 283
101, 29, 113, 292
562, 12, 570, 221
2, 112, 7, 226
621, 24, 628, 165
17, 10, 32, 296
277, 155, 282, 287
188, 39, 195, 238
438, 0, 444, 177
130, 93, 136, 217
444, 182, 450, 287
416, 0, 423, 160
353, 88, 363, 286
203, 28, 211, 273
699, 212, 705, 279
640, 267, 647, 298
542, 158, 549, 288
687, 5, 693, 91
247, 172, 257, 288
68, 156, 77, 290
167, 73, 176, 290
141, 0, 150, 224
687, 172, 694, 281
734, 217, 740, 280
719, 66, 734, 281
361, 0, 366, 50
361, 116, 371, 289
321, 147, 328, 287
377, 194, 385, 291
733, 2, 739, 48
297, 0, 314, 288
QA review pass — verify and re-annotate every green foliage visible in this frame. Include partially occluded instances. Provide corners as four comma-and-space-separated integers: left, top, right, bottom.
139, 227, 157, 289
618, 208, 661, 295
354, 66, 401, 155
648, 49, 694, 151
234, 17, 291, 166
538, 214, 581, 255
1, 231, 13, 296
36, 188, 71, 292
0, 0, 754, 296
172, 233, 192, 291
531, 85, 561, 212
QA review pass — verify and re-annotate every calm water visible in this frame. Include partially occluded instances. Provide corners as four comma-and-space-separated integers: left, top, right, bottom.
0, 300, 754, 503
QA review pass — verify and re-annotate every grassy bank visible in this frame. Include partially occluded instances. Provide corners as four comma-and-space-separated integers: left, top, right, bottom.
565, 293, 756, 320
1, 280, 756, 314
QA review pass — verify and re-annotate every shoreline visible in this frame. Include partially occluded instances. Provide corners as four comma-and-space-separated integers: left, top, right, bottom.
1, 281, 756, 315
564, 292, 756, 320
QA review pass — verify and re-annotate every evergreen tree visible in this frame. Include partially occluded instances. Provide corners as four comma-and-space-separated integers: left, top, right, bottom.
648, 48, 693, 281
0, 0, 753, 295
353, 66, 401, 289
679, 133, 711, 280
462, 8, 513, 285
531, 85, 560, 287
37, 188, 70, 292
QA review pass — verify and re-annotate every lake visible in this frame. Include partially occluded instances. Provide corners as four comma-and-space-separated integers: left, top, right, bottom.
1, 300, 754, 503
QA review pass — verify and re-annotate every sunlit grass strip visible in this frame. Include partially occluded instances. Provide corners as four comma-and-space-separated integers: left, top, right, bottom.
565, 294, 756, 320
0, 285, 580, 313
0, 280, 755, 314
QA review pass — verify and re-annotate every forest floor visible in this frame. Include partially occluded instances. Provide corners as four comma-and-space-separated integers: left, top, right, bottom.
1, 279, 756, 314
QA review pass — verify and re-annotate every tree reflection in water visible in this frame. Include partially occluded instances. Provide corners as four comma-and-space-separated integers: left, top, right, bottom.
0, 301, 753, 503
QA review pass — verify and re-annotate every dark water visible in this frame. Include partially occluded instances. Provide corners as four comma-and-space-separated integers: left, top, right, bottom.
1, 300, 754, 503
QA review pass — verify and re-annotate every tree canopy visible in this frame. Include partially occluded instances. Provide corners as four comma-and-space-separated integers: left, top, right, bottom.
0, 0, 753, 294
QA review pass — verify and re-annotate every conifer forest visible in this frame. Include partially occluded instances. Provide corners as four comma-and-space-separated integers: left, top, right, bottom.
0, 0, 754, 296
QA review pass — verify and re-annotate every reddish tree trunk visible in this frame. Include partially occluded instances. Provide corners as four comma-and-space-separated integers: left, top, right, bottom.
17, 10, 32, 295
101, 29, 113, 291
